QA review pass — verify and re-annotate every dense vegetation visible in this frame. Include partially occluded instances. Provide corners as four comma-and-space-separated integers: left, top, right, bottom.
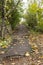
0, 0, 43, 48
0, 0, 23, 30
6, 0, 23, 30
25, 0, 43, 32
0, 0, 23, 48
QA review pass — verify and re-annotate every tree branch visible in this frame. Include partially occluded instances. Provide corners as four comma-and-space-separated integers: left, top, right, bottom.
5, 0, 21, 17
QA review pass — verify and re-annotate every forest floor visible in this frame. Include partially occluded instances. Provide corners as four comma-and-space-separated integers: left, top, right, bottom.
0, 24, 43, 65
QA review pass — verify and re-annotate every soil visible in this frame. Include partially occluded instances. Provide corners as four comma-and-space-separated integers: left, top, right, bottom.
0, 24, 43, 65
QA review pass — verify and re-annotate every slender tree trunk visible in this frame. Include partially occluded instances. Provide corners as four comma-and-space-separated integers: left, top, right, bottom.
1, 0, 5, 40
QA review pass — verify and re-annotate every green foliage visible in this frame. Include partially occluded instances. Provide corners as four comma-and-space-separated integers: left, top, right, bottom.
26, 13, 37, 29
5, 0, 23, 30
25, 2, 43, 32
37, 8, 43, 32
8, 10, 20, 30
25, 3, 38, 30
0, 0, 23, 30
29, 3, 38, 14
0, 0, 23, 47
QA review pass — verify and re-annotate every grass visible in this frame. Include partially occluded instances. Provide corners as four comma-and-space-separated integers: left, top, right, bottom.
0, 36, 12, 48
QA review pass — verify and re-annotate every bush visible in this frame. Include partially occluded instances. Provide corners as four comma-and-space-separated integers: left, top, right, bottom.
27, 13, 37, 30
25, 3, 43, 32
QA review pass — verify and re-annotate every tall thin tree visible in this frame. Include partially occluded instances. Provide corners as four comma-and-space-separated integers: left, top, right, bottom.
1, 0, 5, 40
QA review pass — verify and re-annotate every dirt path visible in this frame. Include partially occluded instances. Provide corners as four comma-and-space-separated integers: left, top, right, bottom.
0, 24, 43, 65
0, 24, 33, 57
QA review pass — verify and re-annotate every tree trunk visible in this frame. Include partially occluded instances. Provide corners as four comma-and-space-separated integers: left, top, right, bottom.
1, 0, 5, 40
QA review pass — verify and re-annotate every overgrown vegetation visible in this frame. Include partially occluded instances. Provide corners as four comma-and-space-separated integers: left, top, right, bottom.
0, 0, 43, 48
6, 0, 23, 30
0, 0, 23, 48
25, 1, 43, 32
